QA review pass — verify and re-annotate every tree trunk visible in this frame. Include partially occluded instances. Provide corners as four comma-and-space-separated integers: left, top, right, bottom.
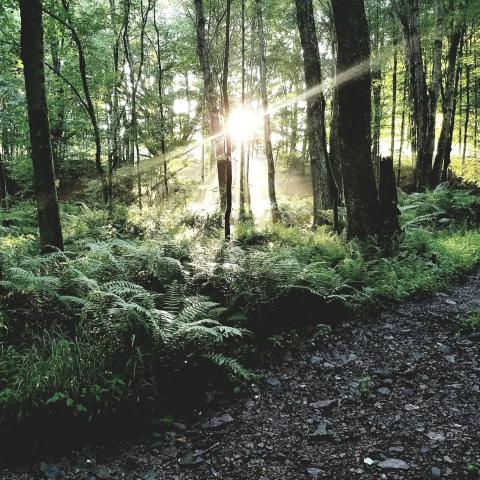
239, 0, 247, 221
398, 64, 408, 186
256, 0, 280, 222
432, 28, 463, 185
194, 0, 226, 209
462, 34, 471, 171
394, 0, 443, 191
56, 0, 108, 202
20, 0, 64, 252
153, 0, 168, 197
331, 0, 380, 239
222, 0, 232, 239
294, 0, 334, 225
391, 43, 398, 159
379, 157, 401, 240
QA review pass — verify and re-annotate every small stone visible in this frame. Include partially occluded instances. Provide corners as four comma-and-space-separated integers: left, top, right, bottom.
437, 343, 451, 354
377, 459, 409, 470
264, 377, 281, 387
420, 447, 430, 454
445, 355, 456, 363
426, 432, 445, 442
310, 399, 337, 409
445, 299, 457, 306
310, 356, 323, 365
39, 464, 62, 480
200, 414, 234, 429
465, 332, 480, 342
377, 387, 391, 396
172, 422, 187, 432
310, 422, 331, 438
431, 467, 442, 478
307, 468, 323, 478
389, 446, 405, 453
178, 453, 204, 466
405, 403, 419, 411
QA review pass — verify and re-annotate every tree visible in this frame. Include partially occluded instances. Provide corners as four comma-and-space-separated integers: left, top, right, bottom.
194, 0, 226, 209
256, 0, 280, 223
393, 0, 444, 191
19, 0, 64, 252
331, 0, 380, 239
294, 0, 333, 226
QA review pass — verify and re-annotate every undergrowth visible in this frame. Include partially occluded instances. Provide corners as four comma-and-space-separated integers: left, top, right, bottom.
1, 185, 480, 429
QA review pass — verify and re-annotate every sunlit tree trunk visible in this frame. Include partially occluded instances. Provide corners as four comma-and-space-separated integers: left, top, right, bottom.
331, 0, 380, 239
398, 64, 408, 186
394, 0, 443, 191
255, 0, 280, 222
239, 0, 247, 221
222, 0, 232, 239
194, 0, 226, 209
432, 28, 464, 185
20, 0, 64, 252
153, 0, 168, 198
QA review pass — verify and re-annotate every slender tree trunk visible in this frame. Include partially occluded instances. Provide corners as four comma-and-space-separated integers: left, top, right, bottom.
398, 65, 408, 186
331, 0, 380, 239
20, 0, 64, 252
239, 0, 247, 220
256, 0, 280, 222
222, 0, 232, 239
194, 0, 226, 209
153, 0, 168, 197
432, 28, 463, 185
462, 35, 471, 171
294, 0, 334, 226
391, 42, 398, 159
49, 0, 108, 202
0, 149, 9, 210
394, 0, 443, 191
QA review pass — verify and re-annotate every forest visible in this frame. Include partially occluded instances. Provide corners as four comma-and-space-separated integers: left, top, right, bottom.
0, 0, 480, 478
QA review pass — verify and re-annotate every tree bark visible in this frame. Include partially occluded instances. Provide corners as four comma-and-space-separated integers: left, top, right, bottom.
394, 0, 443, 191
432, 27, 464, 185
153, 0, 168, 198
331, 0, 380, 239
294, 0, 334, 225
222, 0, 232, 239
379, 157, 401, 240
194, 0, 226, 209
20, 0, 64, 252
255, 0, 280, 222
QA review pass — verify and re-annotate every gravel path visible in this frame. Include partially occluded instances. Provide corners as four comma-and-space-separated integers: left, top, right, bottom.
3, 273, 480, 480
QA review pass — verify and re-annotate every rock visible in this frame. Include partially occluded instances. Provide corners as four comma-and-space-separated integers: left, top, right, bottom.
388, 446, 405, 453
96, 466, 111, 480
465, 332, 480, 342
40, 464, 62, 480
445, 355, 456, 363
264, 377, 281, 388
159, 446, 178, 458
307, 467, 323, 478
405, 403, 419, 411
420, 447, 430, 454
172, 422, 187, 432
200, 414, 234, 429
426, 432, 445, 442
336, 353, 357, 365
178, 453, 205, 466
310, 423, 331, 439
309, 356, 323, 366
310, 399, 337, 409
377, 387, 391, 396
431, 467, 442, 478
445, 299, 457, 306
377, 459, 409, 470
437, 343, 451, 354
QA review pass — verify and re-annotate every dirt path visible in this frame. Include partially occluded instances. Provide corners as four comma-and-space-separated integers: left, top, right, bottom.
4, 273, 480, 480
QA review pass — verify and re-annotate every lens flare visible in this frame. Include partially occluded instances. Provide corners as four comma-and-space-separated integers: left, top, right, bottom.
226, 108, 260, 143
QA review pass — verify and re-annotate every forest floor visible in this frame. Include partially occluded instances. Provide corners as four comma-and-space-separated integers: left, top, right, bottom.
3, 272, 480, 480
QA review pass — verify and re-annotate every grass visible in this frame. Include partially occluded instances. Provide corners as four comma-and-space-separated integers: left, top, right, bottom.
1, 185, 480, 431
